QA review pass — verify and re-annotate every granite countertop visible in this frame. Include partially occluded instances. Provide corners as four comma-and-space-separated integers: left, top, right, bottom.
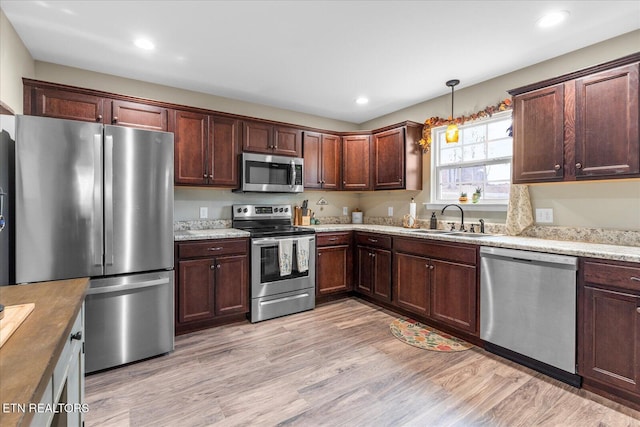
173, 224, 640, 263
0, 277, 89, 427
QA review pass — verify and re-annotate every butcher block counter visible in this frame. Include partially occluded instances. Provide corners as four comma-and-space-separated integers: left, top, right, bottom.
0, 278, 88, 427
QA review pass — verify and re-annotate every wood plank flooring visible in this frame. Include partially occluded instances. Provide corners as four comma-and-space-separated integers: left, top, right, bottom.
85, 298, 640, 426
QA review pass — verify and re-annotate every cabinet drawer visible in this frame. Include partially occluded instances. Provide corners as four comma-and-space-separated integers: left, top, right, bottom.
355, 232, 392, 249
317, 232, 352, 246
178, 239, 248, 259
394, 237, 476, 265
583, 259, 640, 293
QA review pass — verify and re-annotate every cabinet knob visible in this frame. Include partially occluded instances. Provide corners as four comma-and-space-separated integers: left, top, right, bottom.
371, 253, 376, 258
70, 331, 82, 341
554, 164, 561, 171
96, 114, 103, 122
203, 173, 208, 178
113, 116, 118, 123
399, 177, 402, 183
429, 265, 434, 270
208, 174, 213, 179
217, 264, 221, 269
575, 162, 582, 169
343, 181, 346, 185
637, 307, 640, 314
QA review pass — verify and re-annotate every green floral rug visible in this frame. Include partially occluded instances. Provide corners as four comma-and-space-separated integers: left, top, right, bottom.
390, 318, 472, 352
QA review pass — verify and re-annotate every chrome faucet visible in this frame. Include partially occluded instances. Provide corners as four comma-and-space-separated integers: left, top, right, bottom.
441, 204, 465, 231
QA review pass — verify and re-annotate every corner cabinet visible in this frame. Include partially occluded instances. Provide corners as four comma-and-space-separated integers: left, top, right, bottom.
578, 258, 640, 410
175, 238, 249, 334
393, 238, 478, 335
372, 122, 422, 190
316, 232, 353, 296
23, 79, 169, 131
303, 132, 342, 190
342, 135, 372, 190
242, 121, 302, 157
510, 54, 640, 183
354, 232, 392, 302
172, 110, 240, 187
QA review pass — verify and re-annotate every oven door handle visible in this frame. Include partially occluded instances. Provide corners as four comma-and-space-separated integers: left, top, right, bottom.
252, 236, 315, 246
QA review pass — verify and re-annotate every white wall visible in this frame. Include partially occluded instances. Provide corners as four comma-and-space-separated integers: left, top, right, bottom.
0, 9, 35, 113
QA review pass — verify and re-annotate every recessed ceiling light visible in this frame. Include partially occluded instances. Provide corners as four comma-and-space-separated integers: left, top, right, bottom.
355, 97, 369, 105
134, 38, 155, 50
537, 10, 569, 28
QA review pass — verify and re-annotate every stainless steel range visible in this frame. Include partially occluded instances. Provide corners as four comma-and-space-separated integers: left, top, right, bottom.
232, 204, 316, 322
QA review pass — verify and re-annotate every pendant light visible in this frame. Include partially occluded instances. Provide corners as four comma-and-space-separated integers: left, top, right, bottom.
445, 79, 460, 143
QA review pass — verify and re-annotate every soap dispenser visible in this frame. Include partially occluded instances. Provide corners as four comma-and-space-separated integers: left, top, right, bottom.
429, 212, 437, 229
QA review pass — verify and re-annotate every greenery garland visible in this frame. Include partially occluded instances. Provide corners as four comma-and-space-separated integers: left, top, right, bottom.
418, 98, 513, 153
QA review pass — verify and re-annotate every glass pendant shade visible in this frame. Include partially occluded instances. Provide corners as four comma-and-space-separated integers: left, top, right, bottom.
445, 123, 459, 143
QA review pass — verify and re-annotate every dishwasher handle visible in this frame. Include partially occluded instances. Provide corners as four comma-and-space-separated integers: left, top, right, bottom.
480, 246, 578, 269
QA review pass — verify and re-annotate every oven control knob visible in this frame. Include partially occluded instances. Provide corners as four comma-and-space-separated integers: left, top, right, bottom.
279, 208, 284, 212
236, 208, 242, 213
285, 207, 289, 212
243, 208, 248, 213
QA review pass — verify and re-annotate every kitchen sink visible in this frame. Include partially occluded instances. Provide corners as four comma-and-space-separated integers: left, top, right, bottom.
406, 229, 455, 234
448, 232, 503, 238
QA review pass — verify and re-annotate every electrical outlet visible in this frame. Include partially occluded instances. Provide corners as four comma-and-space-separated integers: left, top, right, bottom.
388, 206, 394, 217
342, 207, 348, 215
535, 208, 553, 223
199, 207, 208, 219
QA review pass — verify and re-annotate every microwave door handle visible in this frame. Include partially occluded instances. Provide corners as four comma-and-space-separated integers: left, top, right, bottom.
290, 160, 296, 188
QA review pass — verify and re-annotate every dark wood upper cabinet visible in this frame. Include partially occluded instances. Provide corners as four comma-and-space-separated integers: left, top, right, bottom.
574, 63, 639, 178
209, 116, 240, 186
242, 121, 302, 157
33, 88, 107, 123
111, 99, 168, 131
173, 110, 209, 186
342, 135, 371, 190
303, 131, 341, 190
372, 123, 422, 191
512, 84, 565, 183
510, 55, 640, 183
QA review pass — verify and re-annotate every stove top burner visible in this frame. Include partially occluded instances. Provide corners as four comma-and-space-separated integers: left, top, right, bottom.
236, 225, 315, 238
231, 203, 315, 238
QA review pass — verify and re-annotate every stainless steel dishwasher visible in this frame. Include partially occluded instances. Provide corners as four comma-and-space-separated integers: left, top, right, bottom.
480, 246, 580, 386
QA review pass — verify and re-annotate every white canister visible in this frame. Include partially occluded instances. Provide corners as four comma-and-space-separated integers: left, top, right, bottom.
352, 212, 363, 224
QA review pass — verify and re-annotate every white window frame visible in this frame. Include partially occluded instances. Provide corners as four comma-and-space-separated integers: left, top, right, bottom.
427, 110, 512, 212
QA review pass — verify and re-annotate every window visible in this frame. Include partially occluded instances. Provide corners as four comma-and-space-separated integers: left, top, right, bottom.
431, 111, 512, 205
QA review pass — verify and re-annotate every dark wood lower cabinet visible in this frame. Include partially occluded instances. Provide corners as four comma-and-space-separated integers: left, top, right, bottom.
394, 252, 430, 316
579, 258, 640, 410
355, 233, 392, 303
430, 259, 477, 333
316, 232, 353, 297
175, 238, 249, 334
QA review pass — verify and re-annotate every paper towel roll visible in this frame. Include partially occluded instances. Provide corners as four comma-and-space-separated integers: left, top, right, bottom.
409, 199, 417, 227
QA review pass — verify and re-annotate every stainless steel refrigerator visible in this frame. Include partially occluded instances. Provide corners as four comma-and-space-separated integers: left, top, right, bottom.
12, 115, 174, 373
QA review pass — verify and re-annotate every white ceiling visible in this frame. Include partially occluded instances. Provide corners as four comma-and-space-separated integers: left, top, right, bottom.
2, 1, 639, 124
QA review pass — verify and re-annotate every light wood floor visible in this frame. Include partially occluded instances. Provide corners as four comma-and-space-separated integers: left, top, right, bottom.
85, 298, 640, 426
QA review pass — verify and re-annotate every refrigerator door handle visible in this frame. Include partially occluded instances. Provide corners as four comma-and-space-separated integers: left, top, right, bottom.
104, 134, 114, 266
87, 276, 170, 295
93, 134, 103, 267
0, 186, 5, 232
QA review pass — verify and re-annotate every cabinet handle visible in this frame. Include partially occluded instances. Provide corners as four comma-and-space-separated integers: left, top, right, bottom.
368, 239, 378, 243
554, 164, 561, 171
631, 277, 640, 282
575, 162, 582, 169
96, 114, 103, 122
112, 116, 118, 123
637, 307, 640, 314
207, 247, 223, 251
70, 331, 82, 341
328, 238, 338, 241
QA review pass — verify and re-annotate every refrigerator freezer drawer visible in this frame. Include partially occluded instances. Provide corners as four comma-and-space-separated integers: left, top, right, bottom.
84, 270, 174, 373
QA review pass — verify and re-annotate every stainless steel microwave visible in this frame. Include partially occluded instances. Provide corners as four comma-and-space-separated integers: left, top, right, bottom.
236, 152, 304, 193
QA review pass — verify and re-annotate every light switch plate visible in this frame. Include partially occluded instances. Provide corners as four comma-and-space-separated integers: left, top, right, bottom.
535, 208, 553, 223
199, 207, 208, 219
342, 207, 348, 215
388, 206, 394, 217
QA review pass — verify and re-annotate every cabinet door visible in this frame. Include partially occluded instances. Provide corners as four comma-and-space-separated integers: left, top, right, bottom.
356, 246, 373, 294
215, 254, 249, 316
343, 135, 371, 190
243, 121, 273, 154
317, 245, 352, 295
575, 63, 640, 178
177, 258, 216, 323
303, 132, 322, 189
430, 259, 477, 333
111, 100, 168, 131
373, 127, 405, 189
274, 126, 302, 157
580, 286, 640, 394
209, 116, 240, 186
33, 88, 106, 123
512, 84, 565, 183
373, 249, 392, 302
321, 134, 342, 190
394, 252, 430, 316
173, 110, 208, 185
